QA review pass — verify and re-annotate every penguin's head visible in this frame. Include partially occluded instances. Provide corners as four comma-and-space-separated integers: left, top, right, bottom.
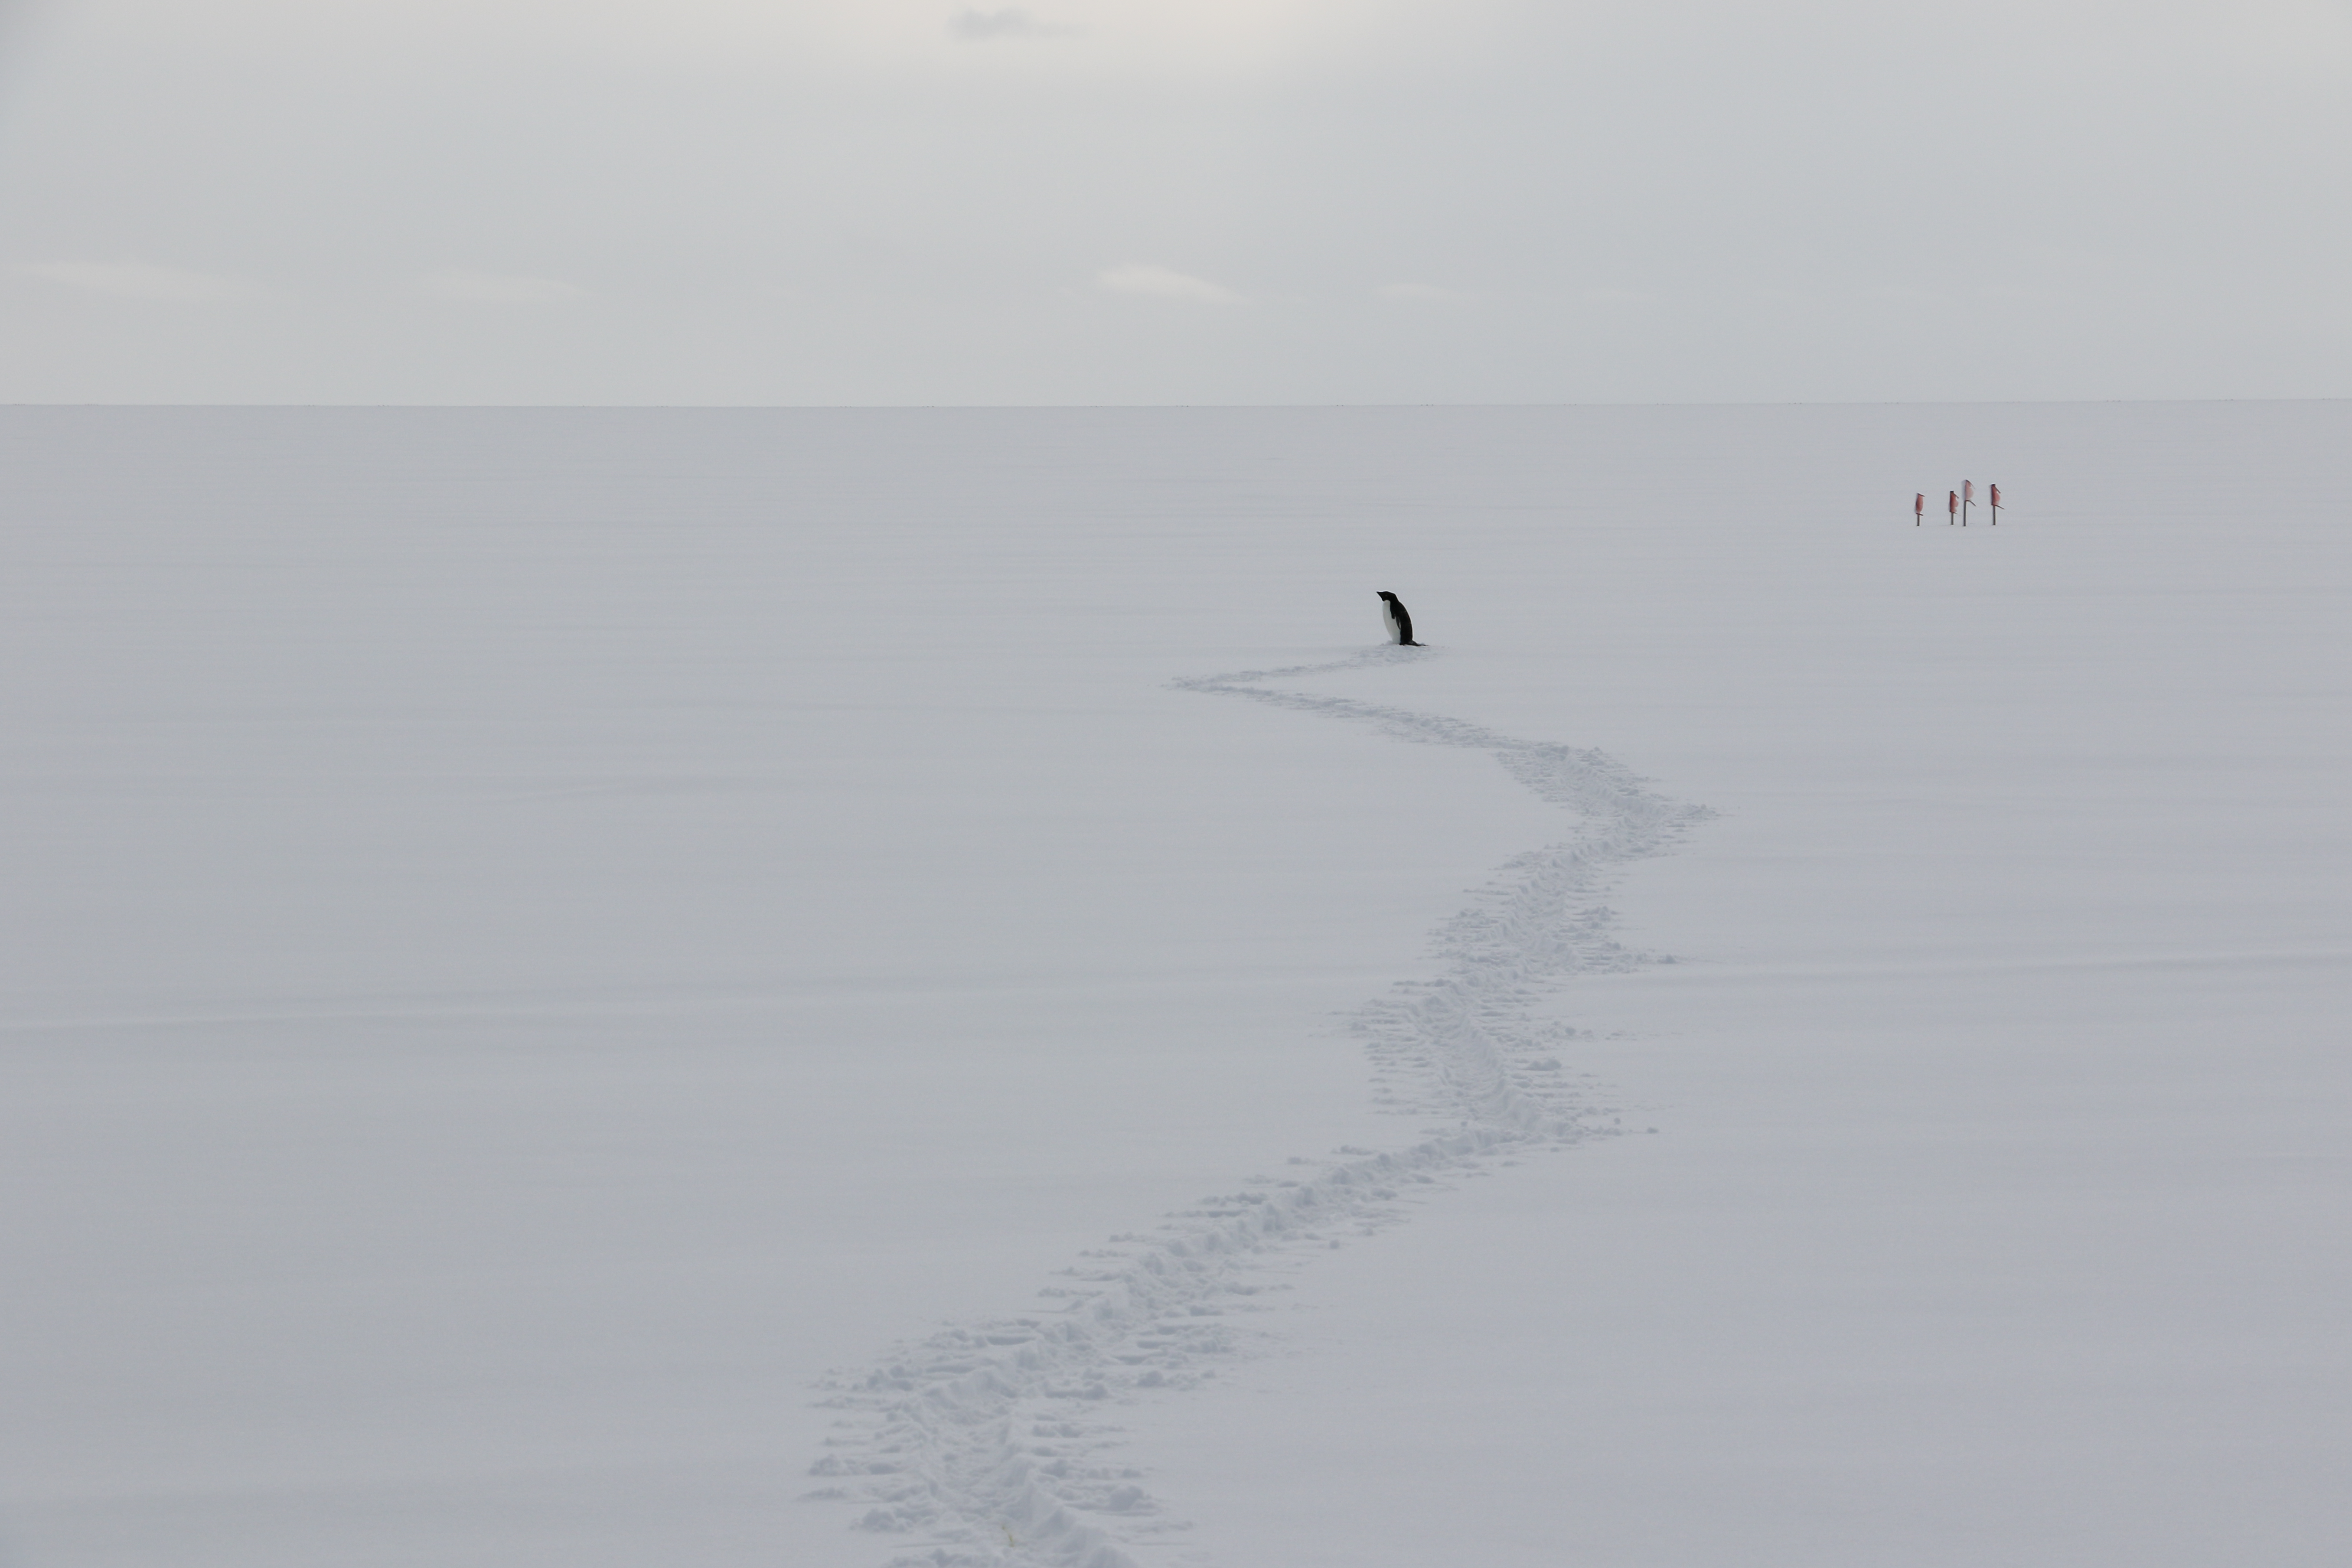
1376, 590, 1399, 603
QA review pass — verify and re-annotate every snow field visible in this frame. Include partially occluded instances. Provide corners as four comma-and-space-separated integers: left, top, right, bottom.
1, 402, 2345, 1568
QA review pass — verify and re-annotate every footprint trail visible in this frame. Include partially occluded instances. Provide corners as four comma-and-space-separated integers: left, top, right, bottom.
808, 647, 1712, 1568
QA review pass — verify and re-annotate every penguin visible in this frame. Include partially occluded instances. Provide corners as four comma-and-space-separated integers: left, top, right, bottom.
1376, 590, 1422, 646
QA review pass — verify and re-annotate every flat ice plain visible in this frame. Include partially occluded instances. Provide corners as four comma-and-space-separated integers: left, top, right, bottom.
1, 403, 2345, 1568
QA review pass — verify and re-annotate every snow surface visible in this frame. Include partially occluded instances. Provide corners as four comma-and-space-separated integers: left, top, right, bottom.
1, 404, 2346, 1568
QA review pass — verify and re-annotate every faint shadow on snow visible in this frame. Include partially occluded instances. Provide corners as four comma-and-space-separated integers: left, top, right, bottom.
806, 646, 1712, 1568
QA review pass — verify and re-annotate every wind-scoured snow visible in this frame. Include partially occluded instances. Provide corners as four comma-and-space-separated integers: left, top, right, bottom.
811, 649, 1708, 1565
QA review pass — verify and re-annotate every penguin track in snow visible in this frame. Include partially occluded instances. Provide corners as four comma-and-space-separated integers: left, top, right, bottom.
808, 645, 1712, 1568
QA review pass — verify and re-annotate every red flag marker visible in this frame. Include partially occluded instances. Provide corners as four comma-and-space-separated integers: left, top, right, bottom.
1962, 479, 1974, 525
1948, 489, 1958, 525
1915, 492, 1925, 526
1989, 483, 2001, 525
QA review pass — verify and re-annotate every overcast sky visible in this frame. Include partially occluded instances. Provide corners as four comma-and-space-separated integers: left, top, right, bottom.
3, 0, 2348, 404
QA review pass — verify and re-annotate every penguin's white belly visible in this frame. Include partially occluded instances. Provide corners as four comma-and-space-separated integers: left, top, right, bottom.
1381, 605, 1403, 643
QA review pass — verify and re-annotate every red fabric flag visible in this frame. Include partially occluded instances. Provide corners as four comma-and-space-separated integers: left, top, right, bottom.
1948, 491, 1957, 514
1963, 480, 1974, 502
1990, 484, 2001, 507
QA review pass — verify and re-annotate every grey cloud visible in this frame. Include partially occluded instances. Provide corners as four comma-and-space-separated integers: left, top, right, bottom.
1097, 264, 1240, 304
21, 261, 251, 301
417, 269, 591, 305
949, 9, 1080, 42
